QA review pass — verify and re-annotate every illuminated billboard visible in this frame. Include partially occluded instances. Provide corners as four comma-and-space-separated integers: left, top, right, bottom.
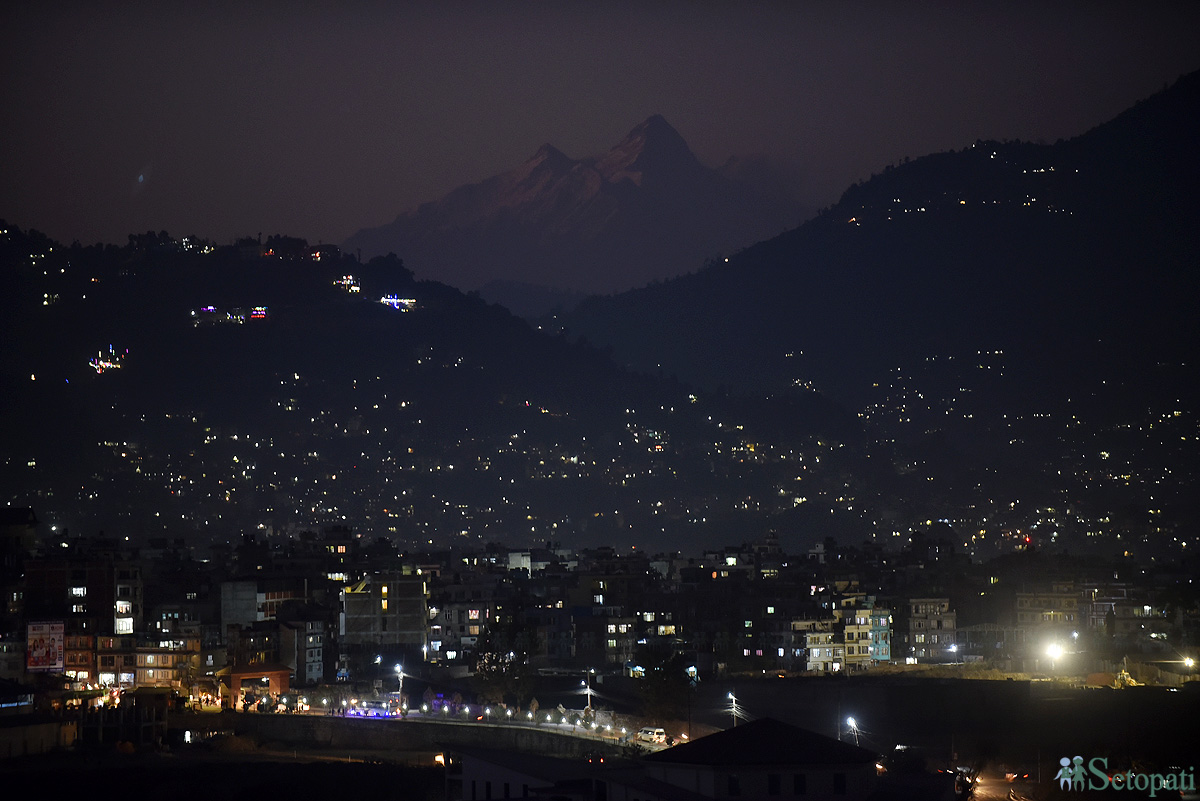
26, 621, 64, 672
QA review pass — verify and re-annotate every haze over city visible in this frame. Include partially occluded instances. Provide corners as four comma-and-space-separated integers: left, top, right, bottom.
2, 4, 1200, 799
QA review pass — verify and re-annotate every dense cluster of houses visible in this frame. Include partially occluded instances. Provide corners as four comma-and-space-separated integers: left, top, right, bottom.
1, 506, 1192, 705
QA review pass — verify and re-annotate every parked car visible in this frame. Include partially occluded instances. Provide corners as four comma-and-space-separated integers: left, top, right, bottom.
637, 727, 667, 744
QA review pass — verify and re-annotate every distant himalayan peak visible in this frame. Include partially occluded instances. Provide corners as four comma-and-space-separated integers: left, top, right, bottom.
596, 114, 700, 181
520, 116, 700, 183
527, 142, 572, 169
344, 114, 804, 294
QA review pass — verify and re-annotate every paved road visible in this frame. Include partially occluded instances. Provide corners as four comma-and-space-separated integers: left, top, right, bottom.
968, 767, 1035, 801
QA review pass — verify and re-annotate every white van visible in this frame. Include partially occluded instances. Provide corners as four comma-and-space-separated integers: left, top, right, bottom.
636, 727, 667, 744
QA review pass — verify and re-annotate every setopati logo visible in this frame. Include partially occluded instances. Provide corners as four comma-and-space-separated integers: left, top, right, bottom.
1055, 755, 1196, 797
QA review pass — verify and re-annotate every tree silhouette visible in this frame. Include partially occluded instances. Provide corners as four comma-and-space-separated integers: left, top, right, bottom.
633, 639, 689, 723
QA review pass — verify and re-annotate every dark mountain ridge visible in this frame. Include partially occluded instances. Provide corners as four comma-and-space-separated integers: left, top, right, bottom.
0, 227, 854, 553
559, 70, 1200, 408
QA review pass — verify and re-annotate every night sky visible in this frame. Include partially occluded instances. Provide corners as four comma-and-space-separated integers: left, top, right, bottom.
3, 2, 1198, 256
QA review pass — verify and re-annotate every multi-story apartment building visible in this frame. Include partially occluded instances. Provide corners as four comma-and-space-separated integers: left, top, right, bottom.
522, 601, 574, 666
869, 605, 893, 664
23, 543, 145, 686
803, 595, 893, 672
1015, 582, 1081, 633
429, 595, 493, 662
805, 621, 845, 672
340, 572, 428, 667
906, 598, 956, 662
96, 635, 138, 687
840, 608, 874, 671
219, 577, 307, 629
279, 609, 334, 686
135, 645, 187, 689
0, 508, 37, 635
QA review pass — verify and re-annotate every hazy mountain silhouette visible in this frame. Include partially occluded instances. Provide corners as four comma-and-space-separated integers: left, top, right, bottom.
344, 116, 804, 297
560, 71, 1200, 407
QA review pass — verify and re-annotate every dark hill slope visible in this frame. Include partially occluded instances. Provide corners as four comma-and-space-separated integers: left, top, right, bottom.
560, 71, 1200, 406
0, 228, 852, 551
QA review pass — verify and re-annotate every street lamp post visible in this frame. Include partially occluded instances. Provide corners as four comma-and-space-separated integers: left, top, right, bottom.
582, 668, 595, 712
727, 692, 738, 727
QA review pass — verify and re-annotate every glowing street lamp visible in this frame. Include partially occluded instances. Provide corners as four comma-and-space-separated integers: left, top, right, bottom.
727, 692, 738, 727
846, 717, 860, 745
1046, 643, 1064, 670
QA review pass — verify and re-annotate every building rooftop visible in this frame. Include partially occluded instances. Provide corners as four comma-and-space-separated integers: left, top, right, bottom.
644, 717, 877, 768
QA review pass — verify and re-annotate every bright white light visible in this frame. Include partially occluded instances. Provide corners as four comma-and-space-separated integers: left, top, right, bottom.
1046, 644, 1064, 660
847, 717, 857, 729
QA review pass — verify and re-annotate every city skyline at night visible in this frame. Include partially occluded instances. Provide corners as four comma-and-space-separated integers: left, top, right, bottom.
2, 5, 1199, 794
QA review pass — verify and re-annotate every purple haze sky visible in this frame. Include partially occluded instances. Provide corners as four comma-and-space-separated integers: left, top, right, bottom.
3, 2, 1198, 250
